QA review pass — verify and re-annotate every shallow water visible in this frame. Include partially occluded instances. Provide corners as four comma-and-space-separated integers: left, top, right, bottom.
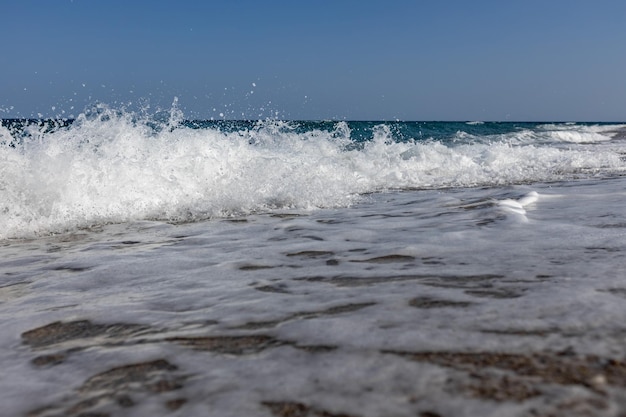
2, 176, 626, 417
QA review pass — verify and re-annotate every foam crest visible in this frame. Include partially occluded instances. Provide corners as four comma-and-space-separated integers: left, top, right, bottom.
0, 114, 362, 239
1, 111, 625, 239
538, 123, 626, 143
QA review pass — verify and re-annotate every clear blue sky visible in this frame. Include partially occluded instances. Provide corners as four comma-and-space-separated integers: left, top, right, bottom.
2, 0, 625, 121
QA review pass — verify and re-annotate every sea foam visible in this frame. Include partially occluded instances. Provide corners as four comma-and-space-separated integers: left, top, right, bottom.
1, 109, 625, 239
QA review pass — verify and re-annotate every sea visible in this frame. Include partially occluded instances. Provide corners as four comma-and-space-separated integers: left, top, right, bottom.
2, 106, 626, 417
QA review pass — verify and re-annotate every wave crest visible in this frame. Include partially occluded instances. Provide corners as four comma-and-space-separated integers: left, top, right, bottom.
1, 108, 625, 239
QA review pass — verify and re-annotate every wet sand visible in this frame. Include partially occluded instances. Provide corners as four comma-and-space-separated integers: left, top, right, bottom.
19, 295, 626, 417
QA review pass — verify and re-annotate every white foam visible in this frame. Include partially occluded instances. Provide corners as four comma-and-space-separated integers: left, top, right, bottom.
495, 191, 540, 218
497, 199, 527, 215
0, 124, 14, 144
1, 112, 625, 239
538, 123, 626, 143
517, 190, 539, 206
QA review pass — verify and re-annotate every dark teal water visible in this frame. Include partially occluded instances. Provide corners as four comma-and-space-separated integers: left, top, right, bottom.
3, 118, 623, 147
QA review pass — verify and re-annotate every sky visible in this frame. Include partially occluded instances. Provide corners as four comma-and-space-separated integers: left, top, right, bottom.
1, 0, 625, 121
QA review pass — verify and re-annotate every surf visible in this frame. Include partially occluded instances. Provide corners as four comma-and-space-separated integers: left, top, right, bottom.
1, 106, 625, 239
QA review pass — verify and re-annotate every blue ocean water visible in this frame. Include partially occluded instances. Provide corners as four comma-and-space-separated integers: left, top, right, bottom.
2, 107, 626, 416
